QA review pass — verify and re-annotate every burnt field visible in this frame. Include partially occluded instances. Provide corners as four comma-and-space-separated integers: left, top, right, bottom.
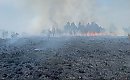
0, 36, 130, 80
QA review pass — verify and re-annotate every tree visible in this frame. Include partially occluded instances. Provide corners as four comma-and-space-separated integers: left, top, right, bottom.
64, 22, 71, 33
70, 22, 78, 35
2, 30, 8, 39
78, 22, 86, 33
128, 34, 130, 39
11, 32, 19, 39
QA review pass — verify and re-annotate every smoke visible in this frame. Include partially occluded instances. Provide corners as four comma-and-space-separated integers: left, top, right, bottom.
0, 0, 130, 36
15, 0, 97, 35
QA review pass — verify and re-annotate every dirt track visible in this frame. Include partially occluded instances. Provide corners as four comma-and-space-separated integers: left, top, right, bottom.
0, 36, 130, 80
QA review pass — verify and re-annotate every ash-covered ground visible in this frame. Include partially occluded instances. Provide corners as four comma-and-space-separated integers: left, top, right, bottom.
0, 36, 130, 80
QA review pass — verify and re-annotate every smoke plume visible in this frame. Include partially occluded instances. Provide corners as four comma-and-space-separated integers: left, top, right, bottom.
0, 0, 130, 35
15, 0, 97, 34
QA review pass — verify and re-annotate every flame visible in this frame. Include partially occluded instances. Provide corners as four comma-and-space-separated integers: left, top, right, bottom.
80, 32, 120, 37
81, 32, 105, 36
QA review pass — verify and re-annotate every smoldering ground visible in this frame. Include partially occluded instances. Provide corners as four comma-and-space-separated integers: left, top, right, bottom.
1, 36, 130, 80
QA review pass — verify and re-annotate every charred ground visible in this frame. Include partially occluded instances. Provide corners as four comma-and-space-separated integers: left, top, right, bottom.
0, 36, 130, 80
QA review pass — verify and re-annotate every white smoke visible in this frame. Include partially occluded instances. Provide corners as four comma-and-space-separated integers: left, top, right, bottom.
14, 0, 97, 35
0, 0, 130, 36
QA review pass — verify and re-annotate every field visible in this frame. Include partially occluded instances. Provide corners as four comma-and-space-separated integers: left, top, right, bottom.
0, 36, 130, 80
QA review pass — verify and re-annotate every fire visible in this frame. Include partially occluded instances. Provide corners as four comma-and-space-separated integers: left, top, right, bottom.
81, 32, 108, 36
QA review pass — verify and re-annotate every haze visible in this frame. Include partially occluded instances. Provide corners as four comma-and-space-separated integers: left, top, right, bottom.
0, 0, 130, 35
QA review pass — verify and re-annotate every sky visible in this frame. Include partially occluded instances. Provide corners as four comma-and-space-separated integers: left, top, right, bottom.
0, 0, 130, 35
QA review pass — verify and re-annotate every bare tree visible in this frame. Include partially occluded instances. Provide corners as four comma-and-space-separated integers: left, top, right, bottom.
48, 27, 56, 37
11, 32, 19, 39
128, 34, 130, 39
2, 30, 8, 39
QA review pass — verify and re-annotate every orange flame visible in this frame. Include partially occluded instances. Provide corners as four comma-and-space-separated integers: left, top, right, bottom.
81, 32, 104, 36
